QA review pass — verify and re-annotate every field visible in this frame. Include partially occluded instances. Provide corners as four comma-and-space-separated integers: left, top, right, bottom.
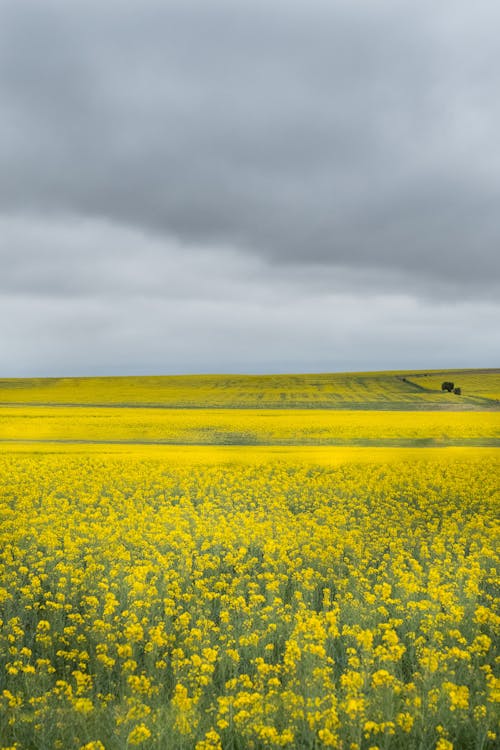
0, 369, 499, 409
0, 370, 499, 750
0, 408, 499, 448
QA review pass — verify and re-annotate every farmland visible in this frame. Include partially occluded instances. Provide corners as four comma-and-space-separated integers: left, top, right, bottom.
0, 370, 498, 749
0, 368, 498, 409
0, 407, 499, 448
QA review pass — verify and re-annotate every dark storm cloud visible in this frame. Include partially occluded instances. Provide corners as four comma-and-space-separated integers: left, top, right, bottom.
1, 0, 500, 290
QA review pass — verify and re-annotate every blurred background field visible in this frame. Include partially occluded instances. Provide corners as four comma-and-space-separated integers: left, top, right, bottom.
0, 368, 498, 409
1, 407, 499, 447
1, 369, 498, 449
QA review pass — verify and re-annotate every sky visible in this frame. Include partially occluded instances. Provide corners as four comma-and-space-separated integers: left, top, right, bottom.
1, 0, 499, 377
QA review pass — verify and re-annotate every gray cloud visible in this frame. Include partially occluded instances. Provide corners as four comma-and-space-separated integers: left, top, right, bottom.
0, 215, 498, 376
2, 215, 497, 303
1, 0, 499, 288
1, 1, 499, 375
2, 268, 498, 377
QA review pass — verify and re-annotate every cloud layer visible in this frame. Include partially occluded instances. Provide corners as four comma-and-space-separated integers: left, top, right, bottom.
1, 1, 499, 374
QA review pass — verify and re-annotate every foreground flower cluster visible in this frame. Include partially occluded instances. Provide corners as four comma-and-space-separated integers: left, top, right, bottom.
0, 454, 498, 749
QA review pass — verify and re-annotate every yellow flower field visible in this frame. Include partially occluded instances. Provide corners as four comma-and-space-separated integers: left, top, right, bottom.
0, 369, 498, 408
406, 372, 500, 403
0, 450, 498, 749
1, 407, 499, 446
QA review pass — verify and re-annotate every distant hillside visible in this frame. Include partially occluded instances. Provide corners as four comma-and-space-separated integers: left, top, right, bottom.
0, 369, 498, 409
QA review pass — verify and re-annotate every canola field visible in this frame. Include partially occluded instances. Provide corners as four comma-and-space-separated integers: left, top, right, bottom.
406, 373, 500, 404
0, 369, 499, 750
0, 369, 499, 409
0, 407, 499, 447
1, 451, 499, 750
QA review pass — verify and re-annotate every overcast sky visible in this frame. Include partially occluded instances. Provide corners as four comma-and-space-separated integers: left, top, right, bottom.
1, 0, 499, 376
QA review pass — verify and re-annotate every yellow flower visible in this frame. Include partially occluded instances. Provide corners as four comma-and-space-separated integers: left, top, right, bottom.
127, 724, 151, 745
436, 740, 453, 750
371, 670, 395, 688
127, 675, 155, 698
443, 682, 469, 711
73, 697, 94, 715
396, 712, 414, 732
195, 730, 222, 750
